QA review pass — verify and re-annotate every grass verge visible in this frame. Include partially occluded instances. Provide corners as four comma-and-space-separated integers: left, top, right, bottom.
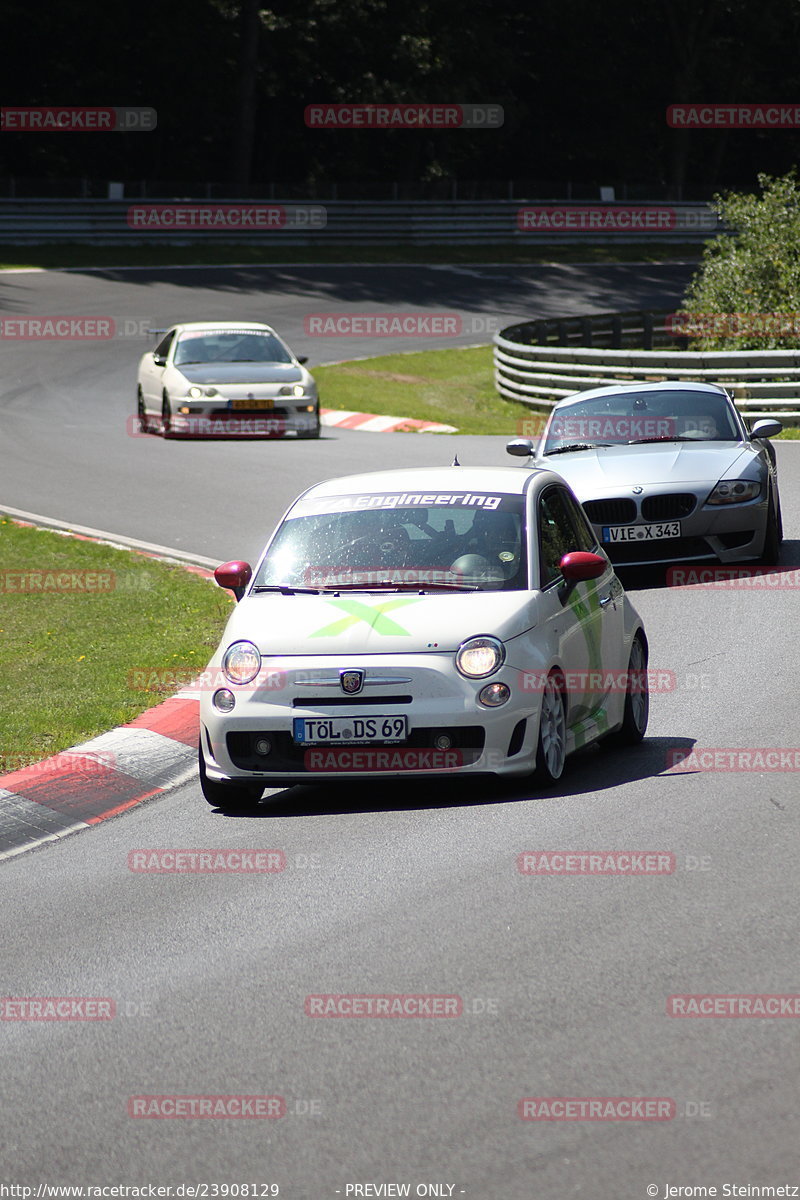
0, 518, 231, 766
315, 345, 533, 435
0, 241, 706, 271
316, 346, 800, 436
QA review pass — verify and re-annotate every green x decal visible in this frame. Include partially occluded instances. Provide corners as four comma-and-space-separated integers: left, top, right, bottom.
310, 596, 420, 638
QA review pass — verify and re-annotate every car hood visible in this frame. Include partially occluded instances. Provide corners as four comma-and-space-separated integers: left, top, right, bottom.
175, 363, 303, 385
539, 441, 755, 494
222, 590, 536, 655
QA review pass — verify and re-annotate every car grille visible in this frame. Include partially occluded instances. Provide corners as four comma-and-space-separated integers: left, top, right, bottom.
583, 499, 637, 525
226, 727, 486, 771
641, 493, 696, 521
291, 695, 412, 707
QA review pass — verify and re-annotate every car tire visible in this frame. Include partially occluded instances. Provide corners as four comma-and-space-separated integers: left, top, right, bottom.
758, 490, 782, 566
607, 632, 649, 746
198, 744, 264, 812
137, 387, 148, 433
162, 392, 173, 439
533, 671, 567, 785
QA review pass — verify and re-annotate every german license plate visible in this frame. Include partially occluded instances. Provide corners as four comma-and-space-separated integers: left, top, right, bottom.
602, 521, 681, 543
293, 715, 408, 745
231, 398, 273, 410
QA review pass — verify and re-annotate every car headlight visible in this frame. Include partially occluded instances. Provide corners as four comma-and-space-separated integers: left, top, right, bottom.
707, 480, 761, 505
222, 641, 261, 685
188, 386, 203, 399
455, 635, 505, 679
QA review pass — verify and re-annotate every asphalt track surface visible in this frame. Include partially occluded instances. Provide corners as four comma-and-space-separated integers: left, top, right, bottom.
2, 264, 800, 1198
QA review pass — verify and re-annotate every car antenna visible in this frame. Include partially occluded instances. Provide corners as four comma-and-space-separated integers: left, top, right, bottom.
452, 453, 460, 466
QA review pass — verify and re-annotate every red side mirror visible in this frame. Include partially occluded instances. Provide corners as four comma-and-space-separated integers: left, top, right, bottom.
214, 561, 252, 596
560, 551, 607, 582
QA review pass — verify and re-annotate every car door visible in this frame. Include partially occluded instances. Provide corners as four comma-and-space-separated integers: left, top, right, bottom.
534, 484, 622, 725
140, 329, 176, 413
560, 486, 627, 720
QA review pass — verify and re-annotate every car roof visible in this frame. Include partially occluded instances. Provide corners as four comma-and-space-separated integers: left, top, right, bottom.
171, 321, 278, 334
556, 380, 732, 409
296, 465, 562, 500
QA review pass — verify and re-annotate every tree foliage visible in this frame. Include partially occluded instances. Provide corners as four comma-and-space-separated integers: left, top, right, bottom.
680, 171, 800, 349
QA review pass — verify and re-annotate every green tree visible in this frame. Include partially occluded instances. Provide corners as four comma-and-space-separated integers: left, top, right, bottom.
679, 171, 800, 349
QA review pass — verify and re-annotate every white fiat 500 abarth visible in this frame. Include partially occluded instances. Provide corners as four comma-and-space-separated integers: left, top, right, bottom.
199, 465, 649, 808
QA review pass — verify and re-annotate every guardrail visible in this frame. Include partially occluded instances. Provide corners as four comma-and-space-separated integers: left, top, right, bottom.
493, 311, 800, 424
0, 200, 721, 244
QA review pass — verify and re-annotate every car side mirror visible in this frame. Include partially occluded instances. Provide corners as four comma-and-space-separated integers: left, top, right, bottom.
557, 551, 608, 603
214, 560, 252, 601
153, 353, 167, 367
506, 438, 535, 457
296, 355, 309, 365
560, 551, 608, 582
750, 419, 782, 439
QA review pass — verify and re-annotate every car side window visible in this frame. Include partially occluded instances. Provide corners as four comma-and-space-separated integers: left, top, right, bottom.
154, 331, 175, 361
538, 487, 581, 587
561, 490, 599, 552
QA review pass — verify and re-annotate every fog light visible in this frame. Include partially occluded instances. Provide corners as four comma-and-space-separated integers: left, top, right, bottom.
304, 404, 315, 412
254, 737, 272, 756
179, 405, 191, 414
434, 733, 452, 750
213, 688, 235, 712
479, 682, 510, 707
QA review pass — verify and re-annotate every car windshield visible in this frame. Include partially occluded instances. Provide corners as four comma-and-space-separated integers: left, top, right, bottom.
173, 329, 293, 366
542, 390, 741, 453
254, 491, 528, 592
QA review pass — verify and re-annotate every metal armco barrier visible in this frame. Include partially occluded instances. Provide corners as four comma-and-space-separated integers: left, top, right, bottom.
494, 311, 800, 423
0, 200, 721, 244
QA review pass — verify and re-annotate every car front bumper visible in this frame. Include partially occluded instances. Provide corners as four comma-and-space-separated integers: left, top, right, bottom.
587, 492, 769, 566
199, 652, 547, 783
168, 403, 318, 438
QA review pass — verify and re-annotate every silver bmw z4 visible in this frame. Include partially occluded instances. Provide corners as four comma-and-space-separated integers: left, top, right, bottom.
507, 381, 783, 567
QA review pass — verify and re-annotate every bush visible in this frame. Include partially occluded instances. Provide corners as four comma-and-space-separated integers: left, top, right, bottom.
678, 171, 800, 349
